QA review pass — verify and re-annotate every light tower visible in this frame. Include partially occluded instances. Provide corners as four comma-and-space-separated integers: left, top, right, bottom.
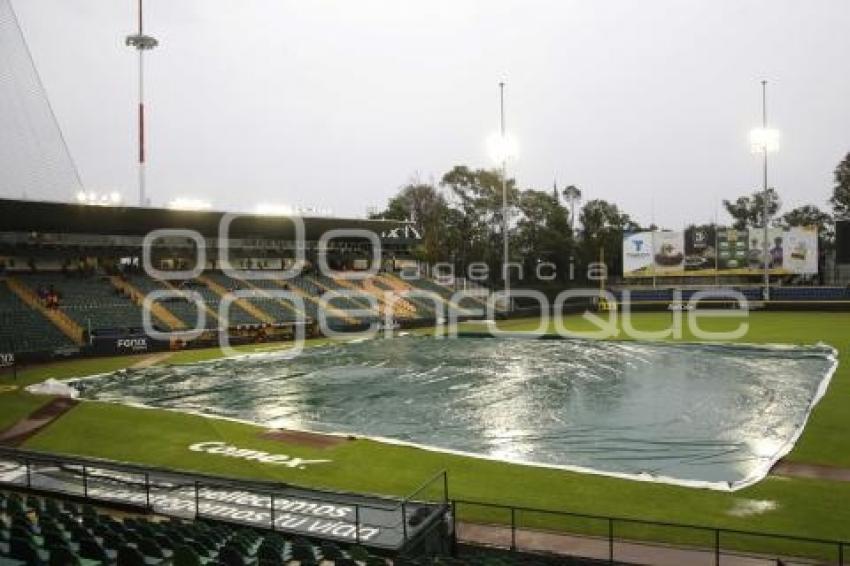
487, 82, 518, 311
749, 80, 779, 301
125, 0, 158, 207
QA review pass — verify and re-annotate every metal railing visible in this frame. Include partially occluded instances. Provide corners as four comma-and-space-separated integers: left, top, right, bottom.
452, 499, 848, 565
0, 447, 447, 551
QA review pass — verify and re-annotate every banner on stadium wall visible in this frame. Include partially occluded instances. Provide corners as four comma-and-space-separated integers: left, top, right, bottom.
652, 231, 685, 274
622, 232, 654, 276
684, 225, 718, 273
624, 226, 818, 277
89, 334, 169, 355
783, 226, 819, 274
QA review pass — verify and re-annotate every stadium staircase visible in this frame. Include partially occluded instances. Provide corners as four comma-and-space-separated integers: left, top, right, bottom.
307, 275, 382, 317
334, 276, 416, 320
379, 275, 459, 316
18, 274, 149, 332
229, 277, 305, 322
278, 276, 359, 325
0, 280, 77, 353
196, 274, 275, 326
374, 276, 438, 318
369, 277, 430, 318
108, 276, 186, 331
4, 277, 85, 346
398, 276, 488, 313
151, 278, 221, 329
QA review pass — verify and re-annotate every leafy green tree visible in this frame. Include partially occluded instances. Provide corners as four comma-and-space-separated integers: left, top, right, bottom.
578, 199, 637, 277
830, 152, 850, 219
370, 182, 449, 264
515, 189, 574, 280
780, 205, 835, 248
723, 188, 781, 229
441, 165, 519, 278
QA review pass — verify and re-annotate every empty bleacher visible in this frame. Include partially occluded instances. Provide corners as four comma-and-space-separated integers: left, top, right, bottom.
402, 278, 485, 312
311, 274, 380, 315
0, 489, 393, 565
125, 274, 216, 330
0, 280, 74, 353
20, 273, 145, 332
370, 277, 437, 319
0, 270, 496, 353
286, 275, 365, 327
188, 275, 262, 327
226, 277, 306, 323
203, 272, 300, 325
0, 488, 606, 566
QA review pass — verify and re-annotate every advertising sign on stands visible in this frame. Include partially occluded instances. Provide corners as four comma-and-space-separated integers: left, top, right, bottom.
684, 225, 718, 273
783, 226, 818, 274
624, 226, 819, 277
622, 232, 654, 277
0, 352, 14, 368
652, 231, 685, 274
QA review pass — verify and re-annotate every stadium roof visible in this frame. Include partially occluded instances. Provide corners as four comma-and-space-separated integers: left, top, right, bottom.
0, 198, 413, 241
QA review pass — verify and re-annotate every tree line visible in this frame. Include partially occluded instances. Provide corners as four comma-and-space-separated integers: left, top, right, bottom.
370, 153, 850, 283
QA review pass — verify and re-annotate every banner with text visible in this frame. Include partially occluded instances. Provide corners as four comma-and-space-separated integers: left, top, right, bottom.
623, 226, 818, 277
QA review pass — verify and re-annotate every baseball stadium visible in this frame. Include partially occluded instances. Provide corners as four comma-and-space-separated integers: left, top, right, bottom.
2, 2, 850, 566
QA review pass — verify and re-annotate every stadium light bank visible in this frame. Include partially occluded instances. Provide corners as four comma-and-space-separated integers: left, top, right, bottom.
166, 198, 213, 211
75, 190, 123, 206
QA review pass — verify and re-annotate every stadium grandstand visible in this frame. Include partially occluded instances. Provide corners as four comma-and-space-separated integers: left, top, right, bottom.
3, 0, 850, 564
0, 198, 490, 361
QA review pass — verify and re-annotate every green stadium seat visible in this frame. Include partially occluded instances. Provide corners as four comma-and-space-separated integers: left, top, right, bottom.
216, 544, 247, 566
116, 545, 148, 566
0, 490, 404, 566
171, 544, 201, 566
8, 536, 43, 565
23, 274, 147, 331
46, 545, 80, 566
137, 537, 164, 559
76, 537, 108, 563
0, 280, 74, 353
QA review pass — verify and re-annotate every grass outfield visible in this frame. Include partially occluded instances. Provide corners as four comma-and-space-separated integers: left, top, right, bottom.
2, 312, 849, 555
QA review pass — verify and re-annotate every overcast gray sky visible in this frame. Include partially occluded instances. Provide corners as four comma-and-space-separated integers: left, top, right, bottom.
10, 0, 850, 228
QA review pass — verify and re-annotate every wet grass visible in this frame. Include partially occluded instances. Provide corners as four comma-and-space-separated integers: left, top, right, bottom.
2, 311, 849, 558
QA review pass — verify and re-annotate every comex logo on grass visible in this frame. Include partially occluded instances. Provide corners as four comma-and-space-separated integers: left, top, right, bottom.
188, 441, 331, 470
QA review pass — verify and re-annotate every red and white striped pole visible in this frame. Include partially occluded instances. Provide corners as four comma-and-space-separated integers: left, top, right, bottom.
126, 0, 157, 207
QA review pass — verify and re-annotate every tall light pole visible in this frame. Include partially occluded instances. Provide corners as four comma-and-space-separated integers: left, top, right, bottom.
499, 82, 509, 310
126, 0, 158, 207
487, 83, 518, 311
749, 80, 779, 301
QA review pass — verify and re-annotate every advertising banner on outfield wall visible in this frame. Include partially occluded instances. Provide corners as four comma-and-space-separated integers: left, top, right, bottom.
623, 226, 818, 277
684, 225, 718, 273
622, 232, 654, 276
652, 231, 685, 274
